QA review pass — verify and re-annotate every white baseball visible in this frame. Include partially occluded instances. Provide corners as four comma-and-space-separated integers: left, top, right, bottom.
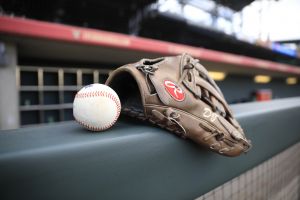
73, 83, 121, 131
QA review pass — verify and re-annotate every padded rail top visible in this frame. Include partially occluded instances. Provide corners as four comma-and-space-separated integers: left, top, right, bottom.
1, 97, 300, 200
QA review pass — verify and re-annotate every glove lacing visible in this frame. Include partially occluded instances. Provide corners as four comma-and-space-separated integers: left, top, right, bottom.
151, 108, 187, 138
178, 59, 226, 116
135, 58, 251, 154
179, 59, 252, 153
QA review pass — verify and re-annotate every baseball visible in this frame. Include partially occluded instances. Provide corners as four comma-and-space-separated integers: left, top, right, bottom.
73, 83, 121, 131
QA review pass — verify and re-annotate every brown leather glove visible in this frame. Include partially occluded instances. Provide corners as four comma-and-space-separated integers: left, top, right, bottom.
106, 54, 251, 156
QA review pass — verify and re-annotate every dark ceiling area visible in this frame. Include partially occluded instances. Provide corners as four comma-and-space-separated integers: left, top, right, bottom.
214, 0, 255, 11
0, 0, 156, 33
0, 0, 257, 32
1, 0, 299, 66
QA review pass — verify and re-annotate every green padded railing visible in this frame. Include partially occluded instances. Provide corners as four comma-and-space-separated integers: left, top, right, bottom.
1, 97, 300, 200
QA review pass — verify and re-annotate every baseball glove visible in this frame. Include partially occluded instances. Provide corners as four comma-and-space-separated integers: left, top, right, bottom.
106, 53, 251, 156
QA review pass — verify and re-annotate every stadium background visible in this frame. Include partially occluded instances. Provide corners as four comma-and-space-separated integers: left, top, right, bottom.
0, 0, 300, 200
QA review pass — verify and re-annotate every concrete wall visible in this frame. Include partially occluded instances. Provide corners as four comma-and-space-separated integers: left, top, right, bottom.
0, 42, 19, 130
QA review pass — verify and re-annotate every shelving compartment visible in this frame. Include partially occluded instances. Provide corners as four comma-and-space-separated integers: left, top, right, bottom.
18, 67, 109, 126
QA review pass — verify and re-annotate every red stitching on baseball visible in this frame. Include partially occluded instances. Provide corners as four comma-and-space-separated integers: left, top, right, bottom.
75, 90, 121, 131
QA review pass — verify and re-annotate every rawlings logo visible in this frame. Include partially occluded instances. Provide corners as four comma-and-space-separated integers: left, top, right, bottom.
164, 80, 185, 101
